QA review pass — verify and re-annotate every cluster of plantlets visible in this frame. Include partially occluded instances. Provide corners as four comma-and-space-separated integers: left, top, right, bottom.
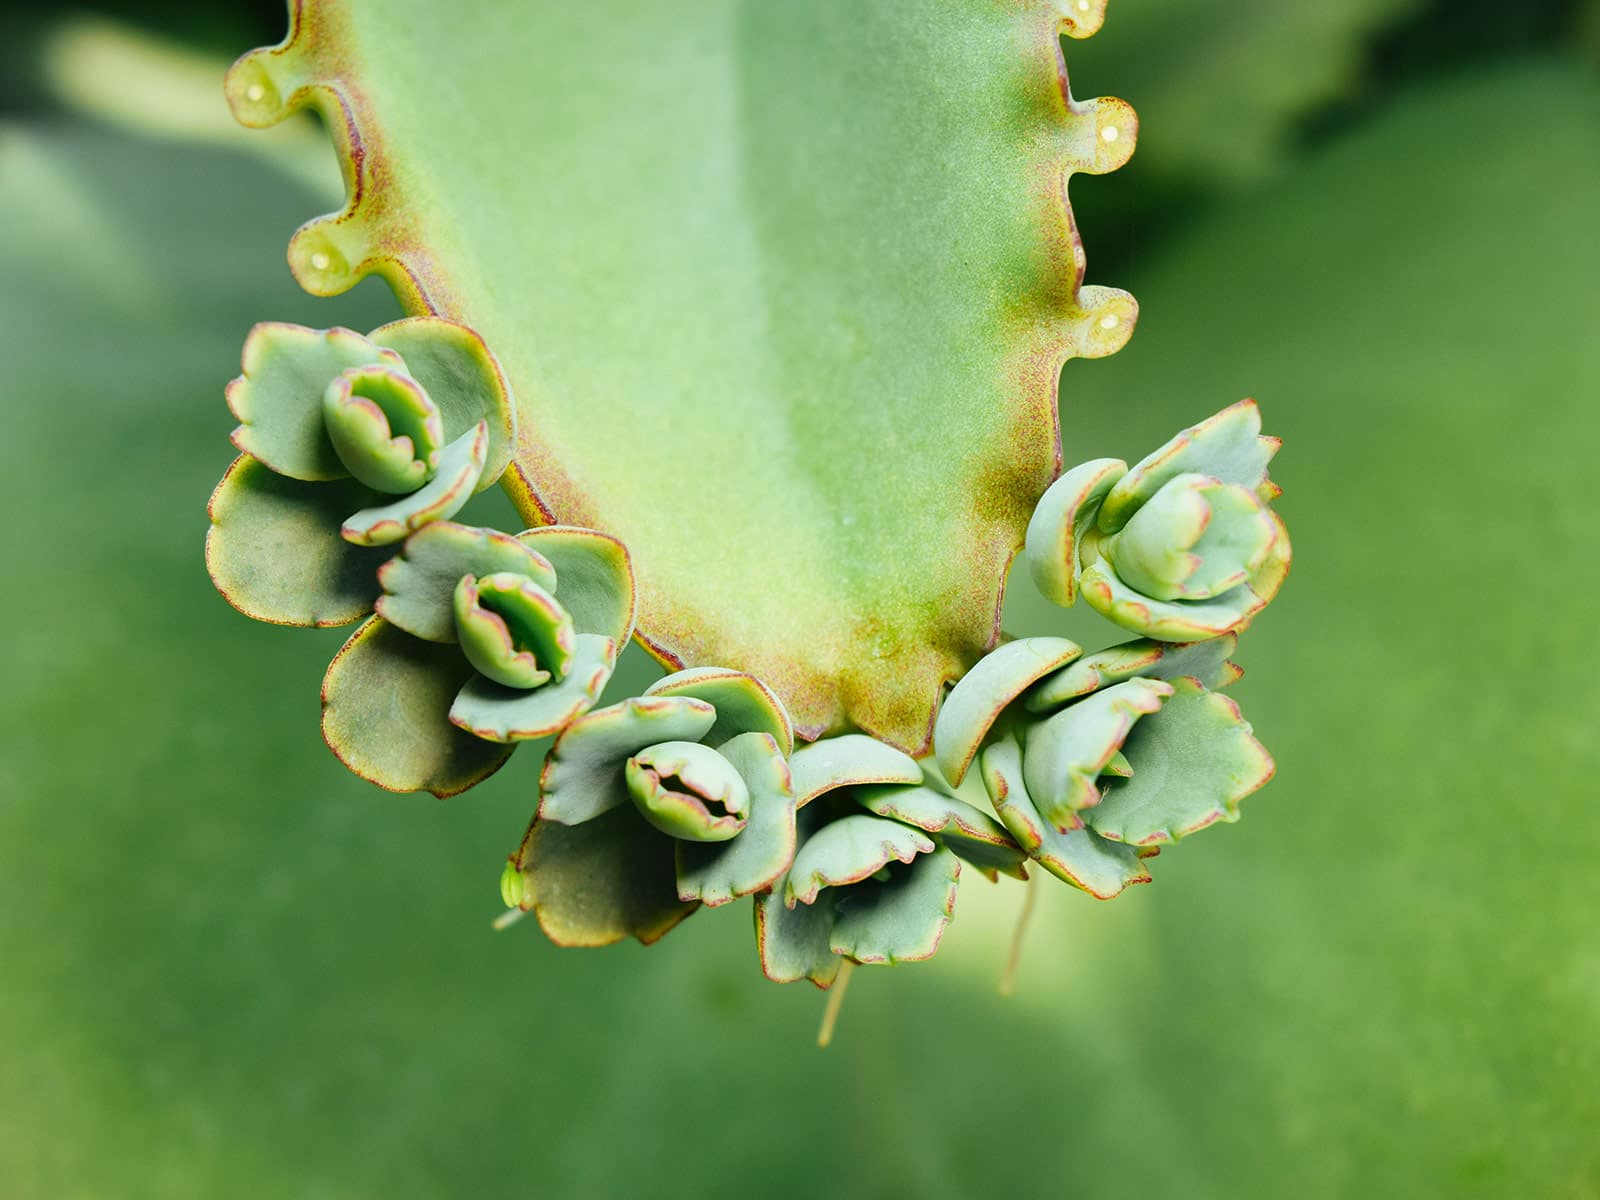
207, 322, 1290, 1005
206, 1, 1295, 1035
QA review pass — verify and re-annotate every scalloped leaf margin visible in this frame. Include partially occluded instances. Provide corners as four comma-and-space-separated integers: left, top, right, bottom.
225, 0, 1141, 753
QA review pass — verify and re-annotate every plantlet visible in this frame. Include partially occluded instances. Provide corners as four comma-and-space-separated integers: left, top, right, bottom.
206, 0, 1293, 1024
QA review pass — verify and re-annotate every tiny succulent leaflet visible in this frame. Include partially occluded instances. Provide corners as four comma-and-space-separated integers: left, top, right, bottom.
203, 0, 1295, 1025
1024, 400, 1291, 641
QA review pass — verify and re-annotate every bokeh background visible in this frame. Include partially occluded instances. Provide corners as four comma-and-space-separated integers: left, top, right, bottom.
3, 2, 1598, 1196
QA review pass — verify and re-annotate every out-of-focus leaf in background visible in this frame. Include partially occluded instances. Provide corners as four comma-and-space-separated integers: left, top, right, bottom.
1080, 0, 1425, 185
1, 11, 1598, 1200
33, 15, 338, 202
1065, 0, 1592, 273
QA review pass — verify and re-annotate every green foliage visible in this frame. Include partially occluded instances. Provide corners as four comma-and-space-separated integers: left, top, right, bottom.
4, 34, 1599, 1200
1026, 399, 1291, 640
226, 0, 1141, 747
515, 675, 800, 943
1082, 0, 1424, 184
206, 308, 638, 786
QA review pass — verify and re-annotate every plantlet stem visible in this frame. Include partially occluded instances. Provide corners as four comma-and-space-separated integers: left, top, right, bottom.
817, 959, 856, 1048
999, 874, 1038, 997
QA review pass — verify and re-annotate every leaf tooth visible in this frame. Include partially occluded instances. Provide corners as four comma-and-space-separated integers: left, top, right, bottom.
223, 44, 309, 128
287, 212, 378, 298
228, 10, 442, 310
1056, 94, 1139, 178
1055, 0, 1109, 41
1065, 285, 1140, 360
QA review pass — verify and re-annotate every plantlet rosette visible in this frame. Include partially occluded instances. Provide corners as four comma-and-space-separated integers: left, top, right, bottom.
754, 732, 1020, 986
321, 521, 636, 795
934, 632, 1272, 893
1026, 400, 1291, 640
226, 0, 1140, 750
507, 670, 799, 945
199, 6, 1296, 993
207, 317, 516, 626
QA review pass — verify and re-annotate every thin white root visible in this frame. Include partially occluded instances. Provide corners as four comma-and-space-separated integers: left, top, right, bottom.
999, 873, 1038, 997
492, 907, 530, 931
817, 959, 857, 1048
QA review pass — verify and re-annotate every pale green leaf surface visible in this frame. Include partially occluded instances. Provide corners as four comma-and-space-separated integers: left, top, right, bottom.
230, 0, 1140, 749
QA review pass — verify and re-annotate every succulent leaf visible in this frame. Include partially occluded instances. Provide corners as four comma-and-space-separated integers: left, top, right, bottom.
675, 732, 797, 906
320, 363, 442, 493
1079, 557, 1272, 643
320, 617, 512, 797
625, 740, 751, 843
452, 572, 574, 689
516, 526, 636, 651
755, 881, 842, 990
206, 454, 387, 627
856, 783, 1026, 882
1028, 403, 1292, 641
368, 316, 516, 489
1088, 676, 1275, 846
785, 815, 934, 908
1023, 457, 1127, 606
1097, 400, 1280, 534
515, 807, 698, 948
787, 734, 923, 808
1021, 677, 1173, 828
376, 521, 557, 643
1106, 474, 1276, 601
931, 636, 1082, 787
228, 0, 1140, 749
226, 321, 399, 480
448, 633, 615, 743
830, 846, 961, 965
340, 421, 488, 547
537, 696, 718, 826
980, 736, 1148, 898
643, 667, 794, 755
1027, 634, 1241, 712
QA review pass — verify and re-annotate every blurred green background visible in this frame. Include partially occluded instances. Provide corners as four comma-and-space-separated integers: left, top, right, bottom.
2, 3, 1597, 1197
